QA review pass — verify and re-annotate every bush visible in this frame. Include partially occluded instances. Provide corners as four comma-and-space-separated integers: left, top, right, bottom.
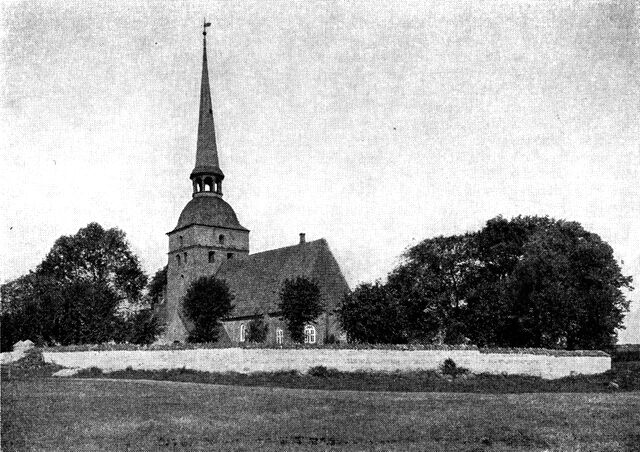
326, 334, 337, 344
439, 358, 469, 378
76, 366, 104, 377
308, 366, 341, 378
246, 315, 268, 343
124, 308, 164, 344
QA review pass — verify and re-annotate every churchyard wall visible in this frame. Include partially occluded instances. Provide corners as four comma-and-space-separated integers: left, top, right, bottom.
42, 346, 610, 379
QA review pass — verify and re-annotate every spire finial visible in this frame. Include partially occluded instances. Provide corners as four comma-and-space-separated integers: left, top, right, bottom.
203, 18, 211, 36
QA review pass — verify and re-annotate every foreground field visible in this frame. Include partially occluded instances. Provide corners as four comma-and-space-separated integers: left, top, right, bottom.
2, 377, 640, 451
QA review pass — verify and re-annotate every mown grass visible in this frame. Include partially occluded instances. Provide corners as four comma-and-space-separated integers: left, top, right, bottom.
3, 352, 640, 450
67, 361, 640, 393
2, 377, 640, 451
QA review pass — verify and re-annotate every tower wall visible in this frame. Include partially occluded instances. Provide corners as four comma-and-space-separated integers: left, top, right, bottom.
161, 225, 249, 343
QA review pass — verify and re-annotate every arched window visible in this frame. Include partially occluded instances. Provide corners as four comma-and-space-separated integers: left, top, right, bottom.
239, 324, 246, 342
175, 254, 181, 265
304, 325, 316, 344
208, 251, 215, 263
183, 252, 188, 264
195, 178, 202, 192
219, 234, 225, 245
204, 177, 213, 192
275, 328, 283, 345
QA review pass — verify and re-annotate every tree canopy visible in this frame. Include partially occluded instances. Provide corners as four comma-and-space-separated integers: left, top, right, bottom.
338, 282, 405, 344
0, 223, 159, 350
340, 216, 633, 349
182, 276, 234, 343
37, 222, 147, 301
148, 265, 168, 306
279, 277, 324, 343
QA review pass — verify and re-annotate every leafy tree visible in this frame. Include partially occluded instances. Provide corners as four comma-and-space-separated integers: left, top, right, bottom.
246, 314, 269, 343
338, 282, 406, 344
37, 222, 147, 301
182, 276, 234, 343
119, 308, 164, 345
47, 279, 122, 345
0, 223, 157, 349
494, 221, 632, 349
389, 215, 633, 349
148, 265, 167, 306
386, 234, 475, 344
279, 277, 324, 343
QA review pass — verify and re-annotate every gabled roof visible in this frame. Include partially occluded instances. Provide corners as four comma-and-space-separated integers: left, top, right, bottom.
216, 238, 349, 318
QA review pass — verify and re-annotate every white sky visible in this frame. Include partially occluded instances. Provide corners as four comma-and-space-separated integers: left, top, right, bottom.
1, 0, 639, 342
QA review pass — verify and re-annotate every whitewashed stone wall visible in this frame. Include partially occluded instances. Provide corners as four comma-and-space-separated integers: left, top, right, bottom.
42, 348, 610, 379
0, 350, 26, 364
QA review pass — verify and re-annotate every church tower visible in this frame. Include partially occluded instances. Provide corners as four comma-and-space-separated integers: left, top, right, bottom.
162, 22, 250, 343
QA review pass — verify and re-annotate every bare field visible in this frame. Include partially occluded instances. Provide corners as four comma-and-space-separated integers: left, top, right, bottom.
2, 377, 640, 451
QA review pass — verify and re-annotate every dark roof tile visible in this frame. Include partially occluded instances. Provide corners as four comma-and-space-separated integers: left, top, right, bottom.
216, 239, 349, 318
172, 195, 248, 232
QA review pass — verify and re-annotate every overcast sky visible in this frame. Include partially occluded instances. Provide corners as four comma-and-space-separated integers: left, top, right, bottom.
1, 0, 639, 342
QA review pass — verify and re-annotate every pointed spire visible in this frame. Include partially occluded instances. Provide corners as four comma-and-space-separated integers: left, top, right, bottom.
191, 20, 224, 183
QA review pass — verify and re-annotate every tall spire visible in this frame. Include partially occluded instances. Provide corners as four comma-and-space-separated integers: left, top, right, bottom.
191, 19, 224, 196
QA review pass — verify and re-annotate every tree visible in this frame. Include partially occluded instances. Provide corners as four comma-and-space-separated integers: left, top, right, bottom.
278, 277, 324, 343
493, 221, 632, 349
119, 308, 164, 345
148, 265, 167, 306
388, 215, 633, 349
338, 282, 406, 344
246, 314, 269, 343
182, 276, 234, 343
386, 234, 475, 344
0, 223, 157, 349
37, 222, 147, 301
0, 273, 46, 351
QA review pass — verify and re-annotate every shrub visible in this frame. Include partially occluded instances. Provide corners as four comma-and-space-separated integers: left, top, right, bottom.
117, 308, 164, 345
308, 366, 340, 378
77, 367, 104, 377
439, 358, 469, 378
326, 334, 337, 344
246, 315, 269, 343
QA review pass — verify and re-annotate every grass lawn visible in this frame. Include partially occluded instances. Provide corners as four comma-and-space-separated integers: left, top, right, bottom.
2, 377, 640, 451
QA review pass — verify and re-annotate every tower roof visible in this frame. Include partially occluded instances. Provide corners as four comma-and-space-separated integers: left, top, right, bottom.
191, 29, 223, 179
172, 195, 248, 232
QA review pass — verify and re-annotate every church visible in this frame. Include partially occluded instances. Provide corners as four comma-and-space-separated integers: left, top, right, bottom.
159, 25, 349, 344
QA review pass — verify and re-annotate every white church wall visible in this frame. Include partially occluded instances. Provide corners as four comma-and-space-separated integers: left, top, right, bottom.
43, 348, 610, 379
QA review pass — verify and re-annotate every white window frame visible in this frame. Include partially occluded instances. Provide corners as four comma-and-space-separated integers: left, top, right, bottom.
239, 323, 246, 342
304, 325, 316, 344
275, 328, 283, 344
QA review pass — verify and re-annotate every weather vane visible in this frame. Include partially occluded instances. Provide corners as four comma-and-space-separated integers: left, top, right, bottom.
203, 18, 211, 36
